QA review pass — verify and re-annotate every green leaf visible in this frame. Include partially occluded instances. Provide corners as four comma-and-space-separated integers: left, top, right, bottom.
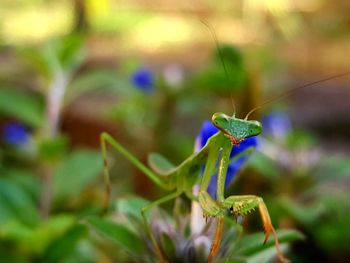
0, 177, 40, 225
236, 229, 304, 256
217, 258, 246, 263
314, 156, 350, 181
42, 224, 87, 262
0, 214, 75, 254
86, 217, 145, 256
53, 150, 102, 204
148, 153, 175, 175
159, 232, 176, 260
246, 243, 289, 263
0, 88, 43, 127
57, 35, 84, 69
38, 136, 68, 163
66, 70, 136, 103
3, 168, 40, 205
249, 152, 280, 180
27, 215, 75, 254
116, 197, 150, 221
17, 47, 51, 80
279, 197, 325, 225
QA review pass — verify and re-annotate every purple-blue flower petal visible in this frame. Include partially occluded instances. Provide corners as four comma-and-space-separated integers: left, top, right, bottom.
197, 121, 219, 149
131, 67, 154, 92
262, 112, 291, 138
2, 122, 28, 146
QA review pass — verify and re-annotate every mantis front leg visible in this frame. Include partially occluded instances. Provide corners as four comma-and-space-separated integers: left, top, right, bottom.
200, 191, 290, 263
199, 139, 289, 263
223, 195, 290, 263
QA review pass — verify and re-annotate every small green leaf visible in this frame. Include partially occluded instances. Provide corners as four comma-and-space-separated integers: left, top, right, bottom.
314, 156, 350, 181
279, 197, 325, 225
159, 232, 176, 260
0, 88, 44, 127
66, 70, 136, 103
217, 258, 246, 263
4, 169, 41, 201
116, 197, 150, 221
148, 153, 175, 175
42, 224, 87, 262
86, 217, 145, 255
236, 229, 304, 256
246, 243, 289, 263
0, 177, 40, 225
57, 35, 84, 69
38, 136, 68, 163
0, 215, 75, 254
53, 150, 102, 204
249, 152, 280, 180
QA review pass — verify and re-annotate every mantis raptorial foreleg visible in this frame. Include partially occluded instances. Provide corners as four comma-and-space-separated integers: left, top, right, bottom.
200, 190, 290, 263
224, 195, 290, 263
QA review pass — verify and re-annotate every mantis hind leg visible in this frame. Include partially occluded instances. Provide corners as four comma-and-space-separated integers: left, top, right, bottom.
223, 195, 290, 263
141, 191, 182, 263
100, 132, 169, 213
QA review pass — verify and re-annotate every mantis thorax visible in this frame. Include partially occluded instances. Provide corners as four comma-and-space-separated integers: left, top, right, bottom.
211, 112, 262, 145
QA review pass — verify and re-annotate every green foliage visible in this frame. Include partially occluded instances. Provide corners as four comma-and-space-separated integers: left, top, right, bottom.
41, 224, 89, 262
236, 229, 304, 256
86, 217, 146, 256
0, 88, 44, 128
0, 7, 348, 262
193, 45, 247, 94
87, 197, 303, 262
53, 150, 102, 205
0, 174, 40, 226
38, 136, 68, 163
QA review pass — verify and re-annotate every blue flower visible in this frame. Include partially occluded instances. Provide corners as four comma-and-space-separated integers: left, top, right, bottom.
131, 67, 154, 92
262, 112, 291, 139
196, 120, 258, 198
2, 122, 29, 146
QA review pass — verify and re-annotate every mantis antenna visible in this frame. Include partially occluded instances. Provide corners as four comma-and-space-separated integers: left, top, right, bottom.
244, 71, 350, 120
200, 19, 237, 116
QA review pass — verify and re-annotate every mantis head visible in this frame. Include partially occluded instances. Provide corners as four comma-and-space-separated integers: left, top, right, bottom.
211, 112, 262, 144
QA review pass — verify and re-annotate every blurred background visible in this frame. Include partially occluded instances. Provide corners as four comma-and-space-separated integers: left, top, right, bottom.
0, 0, 350, 262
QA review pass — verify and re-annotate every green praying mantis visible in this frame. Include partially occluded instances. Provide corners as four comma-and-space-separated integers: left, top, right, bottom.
101, 104, 292, 262
100, 72, 349, 263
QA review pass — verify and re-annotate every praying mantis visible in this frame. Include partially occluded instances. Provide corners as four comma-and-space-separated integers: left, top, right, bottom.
100, 71, 349, 263
101, 106, 290, 262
